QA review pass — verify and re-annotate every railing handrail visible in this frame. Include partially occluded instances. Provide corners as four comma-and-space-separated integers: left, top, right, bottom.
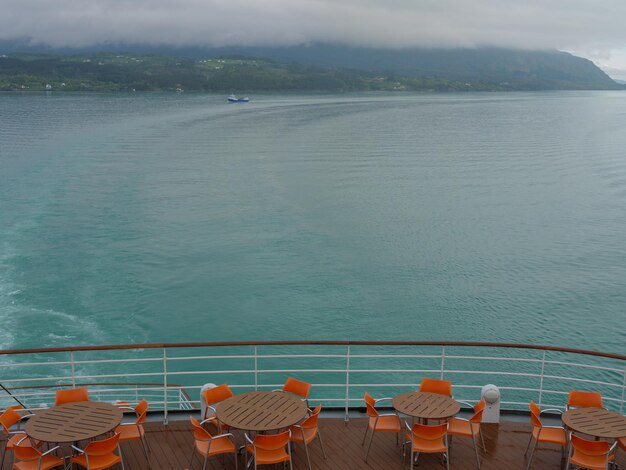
0, 340, 624, 361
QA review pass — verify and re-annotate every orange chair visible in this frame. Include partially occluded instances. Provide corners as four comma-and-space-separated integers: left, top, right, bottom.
12, 437, 64, 470
404, 422, 449, 470
279, 377, 311, 407
524, 401, 566, 470
362, 392, 401, 462
1, 405, 34, 469
71, 433, 123, 470
188, 416, 237, 470
566, 434, 616, 470
447, 399, 486, 469
245, 430, 291, 470
202, 384, 234, 430
566, 390, 603, 410
115, 399, 150, 466
419, 378, 453, 397
289, 404, 326, 470
54, 387, 90, 406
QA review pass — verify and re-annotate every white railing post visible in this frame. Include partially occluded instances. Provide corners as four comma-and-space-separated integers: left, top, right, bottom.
254, 346, 258, 391
70, 352, 76, 388
163, 348, 168, 425
440, 346, 446, 380
538, 350, 547, 408
345, 345, 351, 422
619, 367, 626, 414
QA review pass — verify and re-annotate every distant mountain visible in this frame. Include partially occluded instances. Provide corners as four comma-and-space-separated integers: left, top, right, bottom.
203, 45, 621, 90
0, 41, 622, 91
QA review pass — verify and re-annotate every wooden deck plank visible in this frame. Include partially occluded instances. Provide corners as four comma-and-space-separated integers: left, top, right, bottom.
3, 417, 626, 469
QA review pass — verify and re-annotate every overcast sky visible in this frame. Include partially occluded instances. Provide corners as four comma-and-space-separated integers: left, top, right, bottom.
2, 0, 626, 79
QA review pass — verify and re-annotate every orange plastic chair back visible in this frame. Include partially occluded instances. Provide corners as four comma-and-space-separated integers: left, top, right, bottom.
0, 407, 21, 432
135, 399, 149, 424
253, 430, 290, 451
528, 401, 542, 427
419, 378, 453, 396
84, 434, 121, 456
570, 434, 612, 466
364, 393, 379, 418
410, 422, 448, 441
567, 390, 603, 409
283, 377, 311, 400
190, 416, 212, 441
55, 387, 90, 406
13, 439, 42, 461
301, 404, 322, 429
530, 412, 542, 428
529, 401, 540, 416
470, 408, 484, 424
473, 399, 486, 413
202, 384, 234, 406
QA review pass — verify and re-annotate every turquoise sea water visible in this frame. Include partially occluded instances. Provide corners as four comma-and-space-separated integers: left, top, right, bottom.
1, 92, 626, 354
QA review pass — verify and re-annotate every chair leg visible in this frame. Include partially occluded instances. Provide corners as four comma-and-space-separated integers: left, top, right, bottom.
365, 429, 375, 462
140, 438, 151, 467
118, 445, 125, 470
445, 450, 450, 470
525, 439, 538, 470
524, 433, 534, 455
0, 436, 6, 470
234, 451, 238, 470
318, 431, 327, 459
479, 429, 486, 453
202, 453, 208, 470
144, 435, 152, 454
0, 439, 6, 470
471, 434, 481, 469
361, 425, 369, 445
303, 442, 312, 470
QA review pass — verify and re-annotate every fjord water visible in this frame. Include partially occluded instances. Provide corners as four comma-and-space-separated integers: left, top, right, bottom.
1, 92, 625, 354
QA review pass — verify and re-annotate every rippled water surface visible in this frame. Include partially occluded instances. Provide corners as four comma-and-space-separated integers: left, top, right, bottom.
1, 92, 625, 353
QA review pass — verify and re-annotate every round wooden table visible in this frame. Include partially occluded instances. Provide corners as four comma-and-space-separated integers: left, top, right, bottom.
25, 402, 123, 443
392, 392, 461, 420
562, 408, 626, 439
216, 391, 308, 432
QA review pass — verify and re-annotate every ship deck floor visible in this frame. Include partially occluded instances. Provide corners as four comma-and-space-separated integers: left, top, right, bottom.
3, 416, 626, 469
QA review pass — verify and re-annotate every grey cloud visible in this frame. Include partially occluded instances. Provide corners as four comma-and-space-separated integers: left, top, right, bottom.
2, 0, 626, 52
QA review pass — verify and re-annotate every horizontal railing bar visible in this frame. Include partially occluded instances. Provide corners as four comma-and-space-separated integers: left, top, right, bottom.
0, 376, 74, 384
169, 354, 349, 361
542, 360, 623, 373
72, 358, 162, 365
349, 355, 442, 359
1, 341, 624, 361
167, 355, 254, 361
0, 361, 73, 368
444, 355, 542, 363
73, 372, 164, 379
541, 375, 623, 388
347, 369, 441, 373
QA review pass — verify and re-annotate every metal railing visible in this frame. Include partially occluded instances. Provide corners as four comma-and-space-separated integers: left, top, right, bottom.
1, 341, 624, 423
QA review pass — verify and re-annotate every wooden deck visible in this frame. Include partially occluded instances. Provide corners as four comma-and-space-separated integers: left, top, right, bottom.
3, 416, 626, 469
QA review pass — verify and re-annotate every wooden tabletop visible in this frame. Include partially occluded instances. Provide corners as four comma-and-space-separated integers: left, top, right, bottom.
216, 391, 308, 432
25, 401, 123, 443
562, 408, 626, 439
393, 392, 461, 420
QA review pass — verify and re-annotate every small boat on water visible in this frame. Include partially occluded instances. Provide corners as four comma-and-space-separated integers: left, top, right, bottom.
228, 94, 250, 103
